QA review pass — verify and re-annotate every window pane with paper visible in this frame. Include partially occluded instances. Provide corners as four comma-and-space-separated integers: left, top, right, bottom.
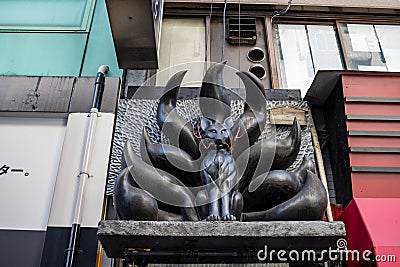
339, 23, 400, 72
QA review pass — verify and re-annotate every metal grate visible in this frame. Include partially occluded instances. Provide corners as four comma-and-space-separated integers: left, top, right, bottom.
227, 18, 257, 45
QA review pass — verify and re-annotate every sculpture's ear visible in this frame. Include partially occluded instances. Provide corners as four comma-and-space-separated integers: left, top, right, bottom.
223, 116, 234, 129
200, 117, 212, 131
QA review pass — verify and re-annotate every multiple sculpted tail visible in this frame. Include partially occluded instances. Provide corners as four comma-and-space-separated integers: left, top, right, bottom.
118, 141, 199, 221
272, 117, 302, 170
141, 127, 202, 188
231, 71, 267, 156
235, 118, 302, 192
113, 168, 158, 220
242, 171, 328, 221
156, 71, 200, 159
115, 63, 327, 222
199, 61, 231, 123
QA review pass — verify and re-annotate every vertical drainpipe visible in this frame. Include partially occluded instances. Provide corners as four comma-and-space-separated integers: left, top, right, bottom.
65, 65, 109, 267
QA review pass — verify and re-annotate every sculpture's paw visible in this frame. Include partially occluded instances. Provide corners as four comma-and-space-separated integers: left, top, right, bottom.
222, 214, 236, 221
206, 214, 221, 221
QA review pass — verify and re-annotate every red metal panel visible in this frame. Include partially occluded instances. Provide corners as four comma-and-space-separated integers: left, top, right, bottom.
346, 121, 400, 132
352, 173, 400, 198
341, 198, 400, 267
342, 75, 400, 98
344, 103, 400, 116
339, 75, 400, 266
374, 246, 399, 267
340, 199, 374, 267
347, 137, 400, 147
349, 153, 400, 167
355, 198, 400, 247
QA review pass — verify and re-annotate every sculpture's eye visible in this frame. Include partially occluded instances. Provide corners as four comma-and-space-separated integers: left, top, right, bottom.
209, 129, 217, 133
221, 129, 226, 133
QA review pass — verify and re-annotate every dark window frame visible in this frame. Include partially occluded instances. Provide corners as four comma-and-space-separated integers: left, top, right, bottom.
270, 14, 400, 89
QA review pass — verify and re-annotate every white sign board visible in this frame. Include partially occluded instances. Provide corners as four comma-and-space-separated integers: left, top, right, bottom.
0, 117, 66, 231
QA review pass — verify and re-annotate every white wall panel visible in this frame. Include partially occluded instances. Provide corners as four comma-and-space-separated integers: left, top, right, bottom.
0, 117, 66, 231
48, 113, 115, 228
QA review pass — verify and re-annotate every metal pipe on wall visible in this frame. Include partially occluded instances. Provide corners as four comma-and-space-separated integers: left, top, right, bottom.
65, 65, 109, 267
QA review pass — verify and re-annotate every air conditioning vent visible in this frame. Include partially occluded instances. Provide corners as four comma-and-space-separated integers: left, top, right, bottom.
227, 17, 257, 45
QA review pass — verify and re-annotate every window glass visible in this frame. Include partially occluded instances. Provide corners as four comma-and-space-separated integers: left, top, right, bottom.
307, 25, 343, 71
156, 18, 206, 86
0, 0, 95, 31
340, 23, 400, 72
374, 25, 400, 71
276, 24, 343, 96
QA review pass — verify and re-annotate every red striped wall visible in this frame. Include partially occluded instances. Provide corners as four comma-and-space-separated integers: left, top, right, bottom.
342, 74, 400, 198
343, 75, 400, 98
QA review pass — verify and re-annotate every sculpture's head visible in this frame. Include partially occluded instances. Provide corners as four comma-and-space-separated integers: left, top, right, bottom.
199, 117, 234, 150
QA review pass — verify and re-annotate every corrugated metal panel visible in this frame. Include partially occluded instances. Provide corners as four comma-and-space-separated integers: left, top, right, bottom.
352, 173, 400, 198
342, 74, 400, 199
345, 102, 400, 116
348, 136, 400, 147
342, 74, 400, 98
347, 121, 400, 131
349, 153, 400, 167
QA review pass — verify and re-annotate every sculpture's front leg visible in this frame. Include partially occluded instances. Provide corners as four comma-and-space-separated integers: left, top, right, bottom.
207, 186, 221, 221
221, 181, 234, 221
220, 172, 241, 221
200, 168, 221, 221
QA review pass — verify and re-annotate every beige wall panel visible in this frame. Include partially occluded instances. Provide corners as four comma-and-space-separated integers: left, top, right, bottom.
165, 0, 400, 10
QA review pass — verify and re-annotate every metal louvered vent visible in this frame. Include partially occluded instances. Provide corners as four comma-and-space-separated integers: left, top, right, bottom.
227, 17, 257, 45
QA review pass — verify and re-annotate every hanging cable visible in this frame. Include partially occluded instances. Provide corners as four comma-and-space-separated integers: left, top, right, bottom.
238, 0, 241, 88
238, 0, 241, 70
221, 0, 228, 61
205, 0, 214, 75
271, 0, 292, 21
208, 0, 214, 46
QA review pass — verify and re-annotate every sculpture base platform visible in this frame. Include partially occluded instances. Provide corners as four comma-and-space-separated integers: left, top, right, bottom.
98, 221, 346, 266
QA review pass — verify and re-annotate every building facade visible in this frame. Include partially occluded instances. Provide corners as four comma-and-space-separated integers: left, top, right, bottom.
0, 0, 399, 266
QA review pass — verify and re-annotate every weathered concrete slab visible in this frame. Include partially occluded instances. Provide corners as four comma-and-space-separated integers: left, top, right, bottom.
98, 220, 346, 263
0, 76, 74, 113
69, 77, 121, 113
0, 76, 120, 114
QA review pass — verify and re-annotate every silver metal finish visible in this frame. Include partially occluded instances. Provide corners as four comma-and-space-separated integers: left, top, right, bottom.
352, 166, 400, 173
106, 0, 163, 69
247, 47, 265, 63
248, 64, 267, 80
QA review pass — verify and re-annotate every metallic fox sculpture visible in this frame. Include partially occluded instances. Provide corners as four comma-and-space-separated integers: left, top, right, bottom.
114, 62, 328, 222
